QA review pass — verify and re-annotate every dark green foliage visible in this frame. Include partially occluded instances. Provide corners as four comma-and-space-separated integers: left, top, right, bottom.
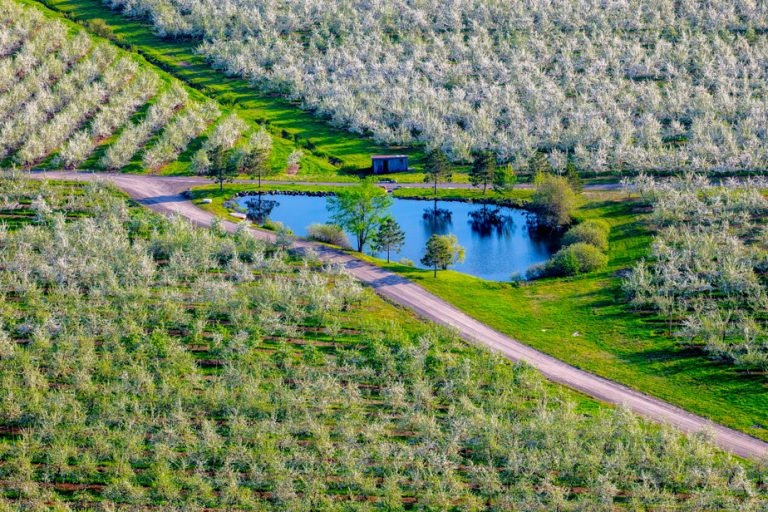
421, 233, 464, 277
469, 150, 496, 193
493, 163, 516, 193
422, 148, 452, 202
527, 150, 551, 176
565, 161, 584, 192
371, 216, 405, 262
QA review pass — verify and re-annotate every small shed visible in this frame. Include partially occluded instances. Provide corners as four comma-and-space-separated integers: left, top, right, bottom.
372, 155, 408, 174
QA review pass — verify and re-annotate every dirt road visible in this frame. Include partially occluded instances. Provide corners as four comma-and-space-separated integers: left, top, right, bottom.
30, 171, 768, 460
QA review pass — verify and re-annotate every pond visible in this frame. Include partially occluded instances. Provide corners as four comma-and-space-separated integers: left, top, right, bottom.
235, 193, 559, 281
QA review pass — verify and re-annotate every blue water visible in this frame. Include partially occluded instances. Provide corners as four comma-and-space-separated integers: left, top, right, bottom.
236, 194, 558, 281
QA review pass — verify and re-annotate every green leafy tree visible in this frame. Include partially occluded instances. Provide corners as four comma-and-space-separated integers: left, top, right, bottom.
237, 128, 274, 189
372, 217, 405, 262
527, 150, 552, 176
421, 234, 465, 277
565, 161, 584, 193
422, 148, 451, 207
205, 146, 237, 192
493, 163, 516, 193
469, 151, 496, 194
327, 180, 393, 252
531, 173, 578, 230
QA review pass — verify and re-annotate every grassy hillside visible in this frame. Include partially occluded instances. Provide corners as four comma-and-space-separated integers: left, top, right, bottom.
28, 0, 425, 177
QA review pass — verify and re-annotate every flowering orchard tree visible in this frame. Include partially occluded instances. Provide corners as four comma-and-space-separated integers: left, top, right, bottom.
103, 0, 768, 173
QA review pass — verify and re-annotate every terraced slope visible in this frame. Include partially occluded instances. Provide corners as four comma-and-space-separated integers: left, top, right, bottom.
3, 0, 341, 177
30, 0, 423, 174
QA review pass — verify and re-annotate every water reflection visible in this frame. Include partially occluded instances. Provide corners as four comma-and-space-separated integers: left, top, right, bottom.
422, 206, 453, 234
234, 193, 558, 281
245, 194, 280, 223
467, 205, 516, 238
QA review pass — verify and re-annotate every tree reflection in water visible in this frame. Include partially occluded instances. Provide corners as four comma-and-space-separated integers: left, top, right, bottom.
245, 194, 280, 223
422, 206, 453, 234
468, 205, 515, 238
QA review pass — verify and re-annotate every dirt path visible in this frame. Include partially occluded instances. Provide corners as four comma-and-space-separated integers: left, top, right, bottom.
30, 171, 768, 460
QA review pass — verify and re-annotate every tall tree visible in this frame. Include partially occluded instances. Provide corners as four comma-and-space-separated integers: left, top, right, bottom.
527, 150, 552, 176
371, 217, 405, 263
205, 146, 237, 192
422, 148, 451, 208
327, 180, 393, 252
421, 234, 465, 277
493, 163, 516, 193
469, 151, 496, 194
237, 128, 274, 189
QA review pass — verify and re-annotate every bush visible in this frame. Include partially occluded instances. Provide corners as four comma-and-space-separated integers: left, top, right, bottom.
531, 174, 578, 229
528, 242, 608, 278
307, 223, 351, 248
562, 219, 609, 252
87, 18, 115, 40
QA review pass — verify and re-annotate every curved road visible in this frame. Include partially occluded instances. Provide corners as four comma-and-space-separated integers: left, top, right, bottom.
31, 171, 768, 460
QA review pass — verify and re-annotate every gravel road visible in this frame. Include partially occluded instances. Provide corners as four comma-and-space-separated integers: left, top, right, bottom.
30, 171, 768, 460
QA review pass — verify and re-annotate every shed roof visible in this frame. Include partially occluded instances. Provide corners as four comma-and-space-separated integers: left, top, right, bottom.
371, 155, 408, 159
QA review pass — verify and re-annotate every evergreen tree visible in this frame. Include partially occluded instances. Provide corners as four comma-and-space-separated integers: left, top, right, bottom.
493, 163, 516, 193
422, 148, 451, 207
205, 146, 237, 192
527, 150, 552, 176
469, 151, 496, 194
371, 217, 405, 263
565, 161, 584, 193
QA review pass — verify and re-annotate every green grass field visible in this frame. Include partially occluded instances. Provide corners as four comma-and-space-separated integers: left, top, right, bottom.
363, 194, 768, 441
29, 0, 425, 178
197, 184, 768, 442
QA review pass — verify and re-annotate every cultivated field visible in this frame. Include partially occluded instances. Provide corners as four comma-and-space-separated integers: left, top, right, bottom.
0, 172, 767, 509
97, 0, 768, 173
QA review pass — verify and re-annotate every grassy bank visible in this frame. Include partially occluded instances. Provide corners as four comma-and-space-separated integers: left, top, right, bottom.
362, 195, 768, 441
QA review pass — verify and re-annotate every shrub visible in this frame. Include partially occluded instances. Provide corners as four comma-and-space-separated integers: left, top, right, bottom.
307, 223, 350, 248
529, 242, 608, 278
562, 219, 610, 252
87, 18, 115, 40
531, 174, 578, 230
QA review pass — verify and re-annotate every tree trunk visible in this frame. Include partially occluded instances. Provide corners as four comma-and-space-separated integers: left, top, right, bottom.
433, 265, 437, 278
483, 181, 487, 194
219, 179, 223, 192
386, 248, 390, 263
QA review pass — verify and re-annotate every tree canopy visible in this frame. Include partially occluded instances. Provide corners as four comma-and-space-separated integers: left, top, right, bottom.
327, 180, 393, 252
421, 233, 465, 277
